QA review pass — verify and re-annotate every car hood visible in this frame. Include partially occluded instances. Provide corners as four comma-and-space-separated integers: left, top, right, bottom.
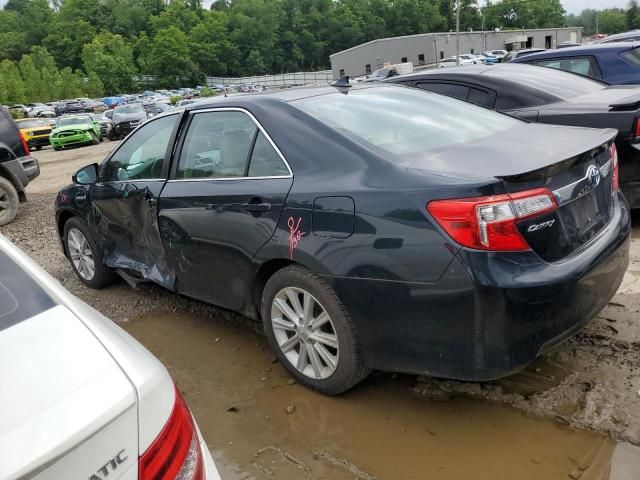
403, 122, 617, 179
19, 126, 51, 133
52, 124, 91, 133
113, 112, 146, 123
0, 304, 137, 479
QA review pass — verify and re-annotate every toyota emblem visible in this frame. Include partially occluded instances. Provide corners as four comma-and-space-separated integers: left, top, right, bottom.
586, 165, 601, 188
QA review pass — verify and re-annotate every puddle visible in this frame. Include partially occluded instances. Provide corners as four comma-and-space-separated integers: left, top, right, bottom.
125, 311, 615, 480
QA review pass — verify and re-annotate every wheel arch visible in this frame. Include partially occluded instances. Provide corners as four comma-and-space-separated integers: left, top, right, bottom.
251, 258, 298, 319
57, 209, 76, 256
0, 164, 27, 202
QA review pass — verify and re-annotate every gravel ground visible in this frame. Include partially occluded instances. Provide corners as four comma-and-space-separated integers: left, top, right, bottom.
3, 143, 640, 446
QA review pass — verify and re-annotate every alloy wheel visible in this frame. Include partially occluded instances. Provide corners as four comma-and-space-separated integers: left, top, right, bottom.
0, 186, 11, 221
67, 227, 95, 281
271, 287, 339, 380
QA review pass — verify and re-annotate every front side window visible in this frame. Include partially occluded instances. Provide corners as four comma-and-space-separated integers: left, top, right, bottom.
103, 114, 177, 182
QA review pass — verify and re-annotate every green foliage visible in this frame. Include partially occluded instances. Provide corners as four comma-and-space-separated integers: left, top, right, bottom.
198, 87, 216, 97
82, 32, 137, 93
3, 0, 639, 103
170, 95, 181, 105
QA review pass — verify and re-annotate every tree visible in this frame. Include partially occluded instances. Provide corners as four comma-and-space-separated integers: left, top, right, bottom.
189, 11, 235, 76
599, 9, 627, 34
0, 60, 26, 103
627, 0, 640, 30
82, 32, 137, 94
43, 19, 96, 70
84, 71, 105, 97
56, 67, 85, 98
147, 26, 200, 87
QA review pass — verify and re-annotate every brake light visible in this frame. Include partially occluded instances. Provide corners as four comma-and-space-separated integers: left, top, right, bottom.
610, 142, 619, 191
139, 387, 204, 480
427, 188, 557, 251
18, 130, 30, 156
634, 118, 640, 140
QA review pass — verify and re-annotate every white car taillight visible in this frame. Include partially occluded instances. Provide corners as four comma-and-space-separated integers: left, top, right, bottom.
138, 387, 204, 480
611, 142, 619, 191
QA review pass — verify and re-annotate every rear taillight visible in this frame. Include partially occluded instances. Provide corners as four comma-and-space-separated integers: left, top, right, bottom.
610, 142, 619, 191
427, 188, 557, 251
18, 130, 30, 156
139, 387, 204, 480
634, 118, 640, 140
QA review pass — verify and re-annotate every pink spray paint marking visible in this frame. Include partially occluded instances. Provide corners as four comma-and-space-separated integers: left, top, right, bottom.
288, 216, 305, 259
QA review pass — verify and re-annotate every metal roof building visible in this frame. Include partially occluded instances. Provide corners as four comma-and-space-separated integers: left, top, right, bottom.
329, 27, 582, 78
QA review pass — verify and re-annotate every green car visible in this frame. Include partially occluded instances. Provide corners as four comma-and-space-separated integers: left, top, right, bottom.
50, 115, 102, 151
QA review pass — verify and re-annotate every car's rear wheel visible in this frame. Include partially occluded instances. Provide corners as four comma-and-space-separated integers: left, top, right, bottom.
0, 177, 19, 226
262, 265, 370, 395
64, 217, 117, 288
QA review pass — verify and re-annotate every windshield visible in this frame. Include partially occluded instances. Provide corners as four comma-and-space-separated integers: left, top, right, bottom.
293, 86, 519, 156
16, 119, 47, 128
369, 69, 391, 79
57, 116, 91, 127
114, 104, 144, 115
486, 66, 605, 100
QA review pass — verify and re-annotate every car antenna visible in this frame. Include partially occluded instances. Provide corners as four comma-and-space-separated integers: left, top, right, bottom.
331, 76, 351, 93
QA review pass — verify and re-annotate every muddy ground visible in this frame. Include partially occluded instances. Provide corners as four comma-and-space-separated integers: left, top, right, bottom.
2, 143, 640, 479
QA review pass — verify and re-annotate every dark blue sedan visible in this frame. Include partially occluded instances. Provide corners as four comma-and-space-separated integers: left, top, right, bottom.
510, 42, 640, 84
54, 84, 630, 394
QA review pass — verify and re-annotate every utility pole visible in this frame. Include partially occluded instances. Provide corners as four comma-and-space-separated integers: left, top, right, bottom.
596, 13, 599, 36
456, 0, 460, 65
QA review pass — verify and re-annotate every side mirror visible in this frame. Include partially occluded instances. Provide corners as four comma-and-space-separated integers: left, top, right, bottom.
73, 163, 99, 185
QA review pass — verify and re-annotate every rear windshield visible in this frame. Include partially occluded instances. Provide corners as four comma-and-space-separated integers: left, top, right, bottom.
293, 86, 519, 155
114, 104, 144, 115
485, 66, 605, 99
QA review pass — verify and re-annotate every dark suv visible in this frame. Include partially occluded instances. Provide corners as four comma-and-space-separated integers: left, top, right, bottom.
0, 107, 40, 225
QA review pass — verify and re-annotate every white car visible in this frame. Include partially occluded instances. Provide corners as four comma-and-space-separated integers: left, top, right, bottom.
484, 49, 508, 61
0, 234, 220, 480
438, 57, 475, 68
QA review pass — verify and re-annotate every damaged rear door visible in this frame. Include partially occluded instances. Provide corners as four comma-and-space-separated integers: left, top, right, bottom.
90, 113, 181, 288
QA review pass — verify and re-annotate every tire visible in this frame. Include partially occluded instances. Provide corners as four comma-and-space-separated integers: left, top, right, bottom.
53, 146, 61, 151
99, 134, 103, 142
0, 176, 19, 226
90, 132, 99, 145
261, 265, 370, 395
63, 217, 117, 288
35, 145, 42, 151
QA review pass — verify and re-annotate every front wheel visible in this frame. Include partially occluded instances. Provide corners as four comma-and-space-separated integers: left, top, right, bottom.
64, 217, 117, 288
262, 266, 370, 395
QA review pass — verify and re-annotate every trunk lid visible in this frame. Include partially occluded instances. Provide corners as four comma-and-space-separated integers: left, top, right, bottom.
0, 305, 138, 480
408, 123, 618, 261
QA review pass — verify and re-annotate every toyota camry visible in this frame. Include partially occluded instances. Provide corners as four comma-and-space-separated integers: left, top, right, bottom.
55, 84, 631, 395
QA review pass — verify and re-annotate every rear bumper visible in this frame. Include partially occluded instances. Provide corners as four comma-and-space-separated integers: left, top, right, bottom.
1, 156, 40, 193
327, 193, 631, 381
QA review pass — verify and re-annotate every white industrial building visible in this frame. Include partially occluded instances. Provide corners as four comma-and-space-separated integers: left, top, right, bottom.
329, 27, 582, 78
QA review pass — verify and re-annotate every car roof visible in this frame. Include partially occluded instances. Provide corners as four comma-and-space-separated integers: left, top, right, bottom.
512, 41, 640, 60
186, 83, 386, 110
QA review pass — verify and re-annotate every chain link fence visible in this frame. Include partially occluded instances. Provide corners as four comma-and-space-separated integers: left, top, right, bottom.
206, 71, 333, 89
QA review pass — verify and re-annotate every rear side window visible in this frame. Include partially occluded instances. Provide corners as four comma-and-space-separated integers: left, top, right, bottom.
247, 132, 289, 177
532, 56, 601, 79
467, 88, 495, 108
294, 86, 519, 156
416, 82, 469, 100
177, 111, 257, 179
620, 48, 640, 66
176, 111, 289, 179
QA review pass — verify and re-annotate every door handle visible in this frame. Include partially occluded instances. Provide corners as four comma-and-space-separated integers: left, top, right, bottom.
242, 202, 271, 212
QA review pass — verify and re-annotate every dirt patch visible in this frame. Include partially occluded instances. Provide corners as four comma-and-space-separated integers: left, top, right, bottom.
126, 310, 615, 480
